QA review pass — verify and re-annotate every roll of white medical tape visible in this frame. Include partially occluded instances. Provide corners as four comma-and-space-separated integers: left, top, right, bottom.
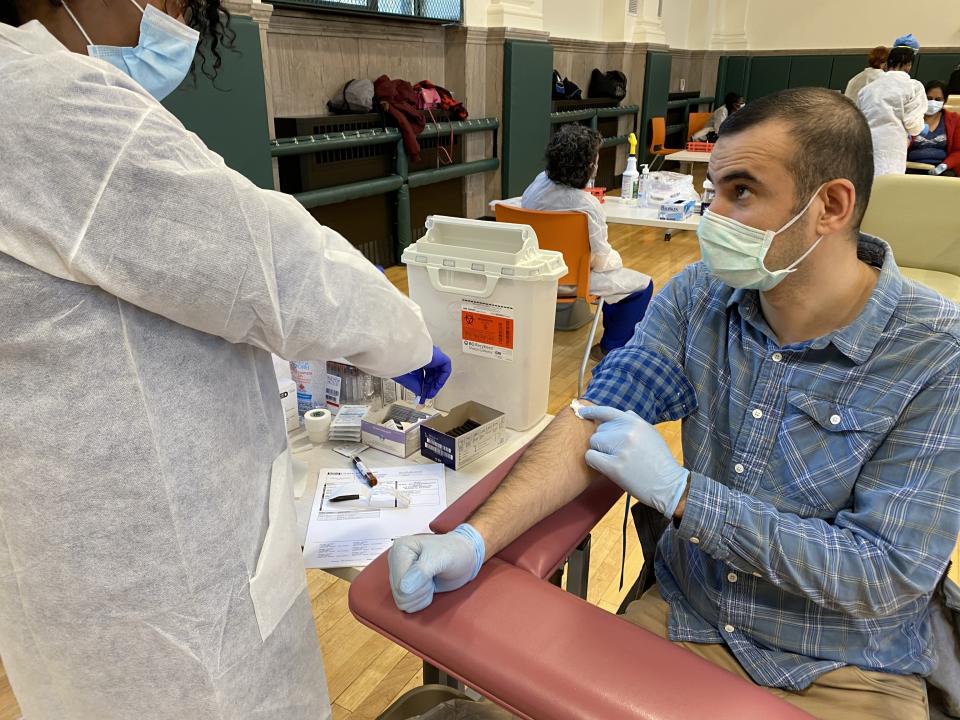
304, 408, 332, 443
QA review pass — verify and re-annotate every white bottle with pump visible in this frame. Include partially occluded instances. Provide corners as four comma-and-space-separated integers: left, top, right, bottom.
620, 132, 639, 200
636, 164, 650, 208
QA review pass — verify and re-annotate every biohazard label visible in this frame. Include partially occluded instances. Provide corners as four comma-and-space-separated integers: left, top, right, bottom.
461, 300, 514, 362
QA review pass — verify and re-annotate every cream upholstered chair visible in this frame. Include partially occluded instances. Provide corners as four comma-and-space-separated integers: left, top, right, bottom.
860, 174, 960, 301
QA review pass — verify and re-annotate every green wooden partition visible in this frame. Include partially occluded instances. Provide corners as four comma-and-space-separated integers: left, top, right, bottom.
830, 55, 867, 91
502, 40, 553, 198
639, 51, 672, 163
787, 55, 832, 89
162, 16, 274, 189
718, 50, 960, 102
747, 56, 791, 101
716, 55, 750, 101
916, 54, 960, 85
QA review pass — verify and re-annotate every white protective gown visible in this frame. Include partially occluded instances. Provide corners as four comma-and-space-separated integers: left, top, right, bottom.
844, 67, 884, 102
857, 70, 927, 176
0, 21, 433, 720
519, 172, 651, 303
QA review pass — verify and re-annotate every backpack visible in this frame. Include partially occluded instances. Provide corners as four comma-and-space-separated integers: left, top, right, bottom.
588, 69, 627, 101
928, 573, 960, 719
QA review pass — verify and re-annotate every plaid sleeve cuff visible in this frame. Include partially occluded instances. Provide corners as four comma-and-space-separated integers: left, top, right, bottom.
583, 346, 697, 424
676, 472, 730, 560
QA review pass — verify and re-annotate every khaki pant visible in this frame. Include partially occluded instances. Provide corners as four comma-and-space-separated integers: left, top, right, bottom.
623, 586, 928, 720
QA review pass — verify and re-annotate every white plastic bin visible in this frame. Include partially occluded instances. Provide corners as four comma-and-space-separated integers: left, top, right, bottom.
403, 216, 567, 430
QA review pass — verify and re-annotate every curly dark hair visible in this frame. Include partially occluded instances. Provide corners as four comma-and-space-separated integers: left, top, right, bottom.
545, 124, 602, 189
0, 0, 234, 80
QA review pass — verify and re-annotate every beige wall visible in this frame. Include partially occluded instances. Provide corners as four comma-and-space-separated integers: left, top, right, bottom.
745, 1, 960, 50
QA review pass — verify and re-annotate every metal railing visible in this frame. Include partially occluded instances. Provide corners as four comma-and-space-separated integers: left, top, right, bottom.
270, 118, 499, 253
548, 105, 640, 151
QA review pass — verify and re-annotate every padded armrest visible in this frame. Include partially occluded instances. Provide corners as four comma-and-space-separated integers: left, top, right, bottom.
430, 445, 624, 579
350, 554, 813, 720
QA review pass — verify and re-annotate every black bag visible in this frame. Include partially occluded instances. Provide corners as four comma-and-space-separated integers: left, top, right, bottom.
588, 69, 627, 101
562, 78, 582, 100
928, 572, 960, 719
553, 70, 584, 101
552, 70, 565, 100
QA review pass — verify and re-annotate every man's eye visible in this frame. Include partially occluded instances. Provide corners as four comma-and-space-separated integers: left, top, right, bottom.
736, 185, 753, 199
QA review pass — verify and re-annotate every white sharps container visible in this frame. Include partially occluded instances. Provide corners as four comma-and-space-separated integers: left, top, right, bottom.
403, 216, 567, 431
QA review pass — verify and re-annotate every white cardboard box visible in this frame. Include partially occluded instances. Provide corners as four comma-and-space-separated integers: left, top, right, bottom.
419, 401, 506, 470
360, 402, 438, 458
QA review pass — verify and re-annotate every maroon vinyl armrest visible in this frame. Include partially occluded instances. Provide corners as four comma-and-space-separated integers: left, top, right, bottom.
430, 445, 624, 579
349, 554, 813, 720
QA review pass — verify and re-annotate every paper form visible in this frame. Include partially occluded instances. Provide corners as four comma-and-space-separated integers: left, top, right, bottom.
303, 463, 446, 569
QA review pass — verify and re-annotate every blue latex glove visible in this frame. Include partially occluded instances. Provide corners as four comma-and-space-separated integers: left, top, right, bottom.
931, 163, 948, 176
388, 524, 485, 613
393, 345, 452, 401
918, 125, 932, 138
578, 405, 689, 518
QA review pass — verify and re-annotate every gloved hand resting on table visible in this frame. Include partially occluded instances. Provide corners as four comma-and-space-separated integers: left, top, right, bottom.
930, 163, 948, 176
393, 345, 452, 401
577, 405, 689, 518
388, 524, 485, 613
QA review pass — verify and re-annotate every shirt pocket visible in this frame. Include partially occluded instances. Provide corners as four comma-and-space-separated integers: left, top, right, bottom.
767, 390, 896, 516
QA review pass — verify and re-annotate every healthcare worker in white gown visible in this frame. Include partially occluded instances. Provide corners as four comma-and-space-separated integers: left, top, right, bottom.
0, 1, 449, 717
858, 45, 927, 176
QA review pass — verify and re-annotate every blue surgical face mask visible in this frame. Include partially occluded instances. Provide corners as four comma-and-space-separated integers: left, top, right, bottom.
63, 0, 199, 101
696, 185, 825, 291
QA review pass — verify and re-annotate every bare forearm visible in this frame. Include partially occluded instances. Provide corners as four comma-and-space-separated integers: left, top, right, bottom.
468, 407, 599, 559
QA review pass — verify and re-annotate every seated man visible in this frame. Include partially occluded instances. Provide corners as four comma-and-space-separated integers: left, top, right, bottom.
389, 88, 960, 720
520, 124, 653, 356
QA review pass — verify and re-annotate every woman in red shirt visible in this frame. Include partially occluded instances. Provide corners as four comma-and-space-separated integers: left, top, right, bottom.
908, 81, 960, 176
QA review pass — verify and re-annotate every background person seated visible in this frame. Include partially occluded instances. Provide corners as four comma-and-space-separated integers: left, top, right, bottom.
844, 46, 889, 101
521, 124, 653, 357
692, 91, 744, 142
908, 80, 959, 176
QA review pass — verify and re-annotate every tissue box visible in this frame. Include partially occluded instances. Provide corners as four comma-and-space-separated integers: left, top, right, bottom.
420, 402, 506, 470
658, 198, 695, 221
361, 402, 438, 458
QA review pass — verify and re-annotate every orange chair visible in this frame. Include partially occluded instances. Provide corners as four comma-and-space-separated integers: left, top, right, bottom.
494, 204, 605, 396
687, 111, 712, 142
648, 116, 682, 170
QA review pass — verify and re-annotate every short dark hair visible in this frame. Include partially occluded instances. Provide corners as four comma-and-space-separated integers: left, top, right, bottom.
925, 79, 950, 103
723, 92, 742, 113
886, 46, 916, 70
718, 87, 874, 227
545, 124, 602, 189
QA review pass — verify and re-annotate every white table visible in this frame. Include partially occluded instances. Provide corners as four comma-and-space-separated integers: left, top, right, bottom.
602, 196, 700, 236
665, 150, 711, 175
491, 197, 700, 240
290, 414, 553, 581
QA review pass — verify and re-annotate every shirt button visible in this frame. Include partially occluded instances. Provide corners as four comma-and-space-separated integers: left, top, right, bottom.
772, 352, 783, 362
734, 463, 745, 474
727, 573, 738, 583
830, 414, 841, 426
752, 408, 763, 419
690, 536, 700, 545
724, 624, 736, 633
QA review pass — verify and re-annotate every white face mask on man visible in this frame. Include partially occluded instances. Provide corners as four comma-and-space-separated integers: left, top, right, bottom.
696, 185, 825, 291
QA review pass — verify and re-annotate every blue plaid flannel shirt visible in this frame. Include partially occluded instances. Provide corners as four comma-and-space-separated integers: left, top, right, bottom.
584, 236, 960, 691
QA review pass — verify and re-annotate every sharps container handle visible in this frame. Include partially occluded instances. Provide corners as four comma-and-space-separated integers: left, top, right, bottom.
427, 266, 500, 298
